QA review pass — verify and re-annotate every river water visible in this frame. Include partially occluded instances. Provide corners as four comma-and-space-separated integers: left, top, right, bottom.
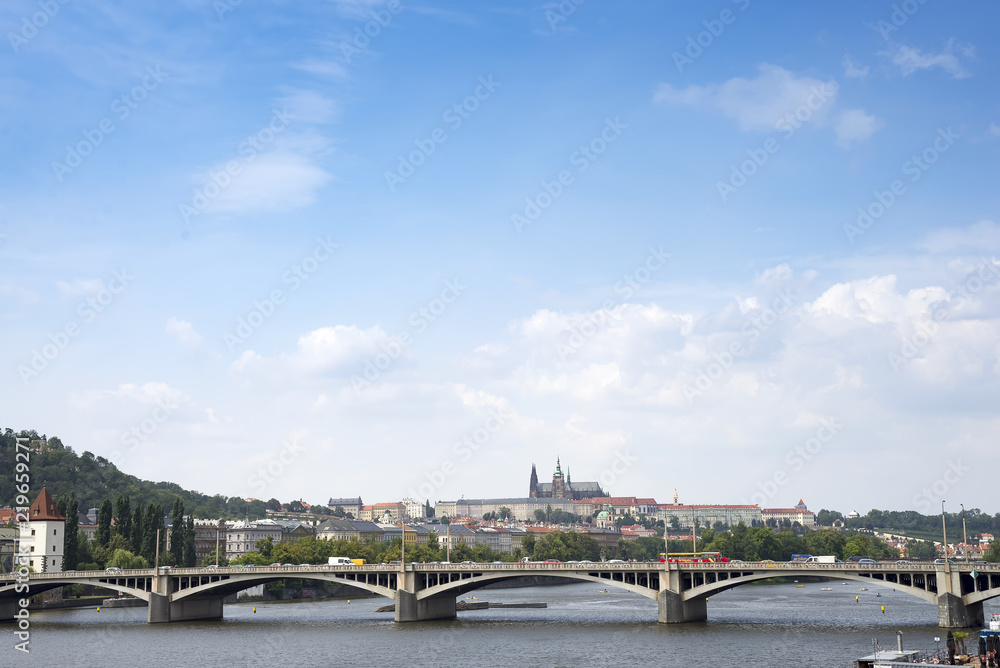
16, 581, 1000, 667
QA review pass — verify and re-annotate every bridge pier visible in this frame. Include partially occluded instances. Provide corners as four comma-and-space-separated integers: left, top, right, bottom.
658, 590, 707, 624
148, 593, 224, 624
394, 590, 456, 623
0, 598, 17, 623
937, 593, 983, 628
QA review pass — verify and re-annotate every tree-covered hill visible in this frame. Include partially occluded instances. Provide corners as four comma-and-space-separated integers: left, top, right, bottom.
1, 428, 265, 520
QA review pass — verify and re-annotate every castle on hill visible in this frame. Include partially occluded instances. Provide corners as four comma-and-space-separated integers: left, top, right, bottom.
528, 458, 607, 500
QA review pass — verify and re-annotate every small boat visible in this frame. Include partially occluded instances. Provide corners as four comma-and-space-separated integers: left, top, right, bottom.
821, 587, 832, 591
600, 588, 609, 593
796, 585, 804, 588
842, 582, 848, 585
860, 587, 869, 591
875, 593, 881, 598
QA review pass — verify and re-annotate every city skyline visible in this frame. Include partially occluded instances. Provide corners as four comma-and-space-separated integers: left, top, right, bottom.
2, 2, 999, 513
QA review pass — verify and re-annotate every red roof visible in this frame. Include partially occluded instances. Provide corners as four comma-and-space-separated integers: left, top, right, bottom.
29, 488, 65, 521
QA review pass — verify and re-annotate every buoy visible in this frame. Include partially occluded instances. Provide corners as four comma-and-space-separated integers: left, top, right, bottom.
97, 607, 101, 612
348, 600, 351, 604
253, 607, 256, 613
881, 605, 885, 614
855, 596, 859, 603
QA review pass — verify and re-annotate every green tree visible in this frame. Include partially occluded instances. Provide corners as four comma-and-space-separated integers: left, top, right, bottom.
170, 499, 185, 565
907, 540, 937, 560
96, 498, 113, 548
63, 493, 79, 571
521, 534, 536, 557
131, 502, 144, 555
202, 548, 229, 567
184, 516, 197, 567
107, 548, 149, 570
256, 536, 274, 559
113, 494, 132, 544
984, 541, 1000, 563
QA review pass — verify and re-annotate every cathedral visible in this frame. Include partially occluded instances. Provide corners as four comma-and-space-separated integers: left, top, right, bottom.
528, 458, 607, 500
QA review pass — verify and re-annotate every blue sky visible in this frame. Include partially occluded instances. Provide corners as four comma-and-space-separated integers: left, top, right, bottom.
2, 1, 999, 515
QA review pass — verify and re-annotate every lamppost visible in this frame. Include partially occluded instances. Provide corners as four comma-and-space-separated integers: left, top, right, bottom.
941, 501, 948, 562
934, 636, 941, 658
960, 504, 968, 562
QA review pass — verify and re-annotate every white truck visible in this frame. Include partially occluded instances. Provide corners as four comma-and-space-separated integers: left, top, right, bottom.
328, 557, 353, 565
805, 555, 837, 563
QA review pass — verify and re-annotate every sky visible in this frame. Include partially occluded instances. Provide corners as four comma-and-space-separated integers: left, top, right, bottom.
2, 1, 999, 516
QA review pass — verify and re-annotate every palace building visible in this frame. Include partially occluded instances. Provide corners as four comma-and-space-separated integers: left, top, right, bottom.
528, 458, 607, 501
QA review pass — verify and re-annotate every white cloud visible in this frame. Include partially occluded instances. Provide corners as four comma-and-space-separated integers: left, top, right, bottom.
835, 108, 882, 148
276, 89, 340, 124
842, 55, 869, 79
56, 278, 104, 297
883, 41, 973, 79
205, 150, 332, 215
166, 317, 203, 347
0, 281, 37, 304
989, 123, 1000, 138
293, 58, 349, 79
654, 64, 838, 132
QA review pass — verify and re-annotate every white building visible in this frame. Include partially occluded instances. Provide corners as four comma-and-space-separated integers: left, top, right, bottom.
225, 519, 282, 560
402, 498, 426, 520
23, 488, 65, 573
762, 500, 816, 527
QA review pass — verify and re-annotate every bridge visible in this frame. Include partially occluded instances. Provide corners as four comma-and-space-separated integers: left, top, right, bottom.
2, 561, 999, 627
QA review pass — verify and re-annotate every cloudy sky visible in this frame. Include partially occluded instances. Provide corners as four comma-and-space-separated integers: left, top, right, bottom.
2, 1, 998, 515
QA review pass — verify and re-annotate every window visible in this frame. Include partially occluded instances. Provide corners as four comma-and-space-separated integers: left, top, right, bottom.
31, 529, 35, 536
30, 546, 34, 552
54, 529, 58, 535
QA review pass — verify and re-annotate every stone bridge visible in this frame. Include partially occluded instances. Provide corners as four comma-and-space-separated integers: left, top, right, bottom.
2, 561, 998, 627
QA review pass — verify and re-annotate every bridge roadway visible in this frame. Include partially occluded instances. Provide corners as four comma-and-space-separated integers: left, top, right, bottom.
2, 561, 999, 627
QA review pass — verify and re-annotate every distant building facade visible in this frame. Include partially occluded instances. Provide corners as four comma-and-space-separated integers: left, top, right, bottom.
762, 500, 816, 527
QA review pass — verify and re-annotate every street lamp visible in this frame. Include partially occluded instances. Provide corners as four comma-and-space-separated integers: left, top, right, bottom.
941, 501, 948, 561
960, 504, 968, 562
934, 636, 941, 658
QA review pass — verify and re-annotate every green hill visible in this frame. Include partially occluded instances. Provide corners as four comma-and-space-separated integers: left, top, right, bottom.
1, 428, 265, 520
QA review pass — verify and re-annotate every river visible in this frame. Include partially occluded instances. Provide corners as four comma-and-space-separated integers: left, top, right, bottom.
15, 581, 1000, 667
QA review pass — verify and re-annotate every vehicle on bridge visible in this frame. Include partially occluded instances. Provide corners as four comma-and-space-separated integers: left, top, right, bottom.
806, 556, 838, 563
658, 552, 729, 564
790, 554, 812, 562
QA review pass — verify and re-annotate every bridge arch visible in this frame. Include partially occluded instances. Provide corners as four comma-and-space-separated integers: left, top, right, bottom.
169, 573, 396, 604
0, 579, 152, 602
682, 570, 938, 605
415, 571, 660, 602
